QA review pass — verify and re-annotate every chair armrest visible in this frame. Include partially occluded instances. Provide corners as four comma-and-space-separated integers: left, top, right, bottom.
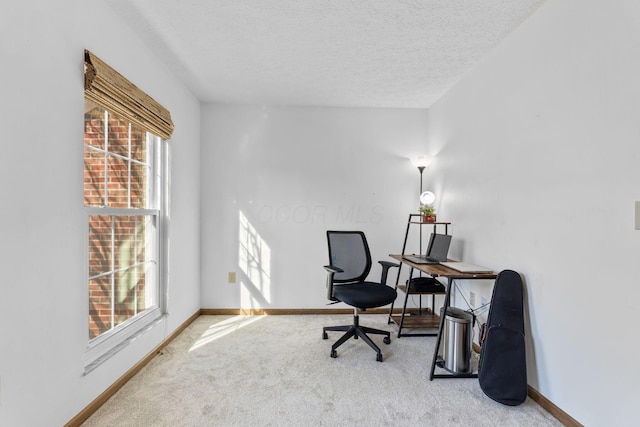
379, 261, 400, 269
323, 265, 344, 274
323, 265, 344, 301
378, 260, 400, 286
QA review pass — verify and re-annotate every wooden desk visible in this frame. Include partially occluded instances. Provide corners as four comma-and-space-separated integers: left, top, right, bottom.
388, 254, 496, 380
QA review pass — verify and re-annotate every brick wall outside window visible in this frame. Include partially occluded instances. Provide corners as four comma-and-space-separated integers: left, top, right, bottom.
84, 107, 153, 340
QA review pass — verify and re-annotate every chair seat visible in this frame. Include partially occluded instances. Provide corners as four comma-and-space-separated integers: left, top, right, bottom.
333, 282, 397, 309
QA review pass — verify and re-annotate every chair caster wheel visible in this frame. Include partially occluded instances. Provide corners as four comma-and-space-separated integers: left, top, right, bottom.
330, 350, 337, 358
376, 353, 383, 362
383, 336, 391, 345
322, 331, 328, 340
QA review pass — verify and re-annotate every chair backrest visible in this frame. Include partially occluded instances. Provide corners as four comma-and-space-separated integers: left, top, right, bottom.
327, 230, 372, 284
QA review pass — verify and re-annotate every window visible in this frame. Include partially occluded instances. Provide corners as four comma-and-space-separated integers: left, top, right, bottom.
83, 50, 173, 371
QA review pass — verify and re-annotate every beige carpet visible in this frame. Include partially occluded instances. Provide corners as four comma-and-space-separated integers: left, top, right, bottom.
82, 315, 561, 426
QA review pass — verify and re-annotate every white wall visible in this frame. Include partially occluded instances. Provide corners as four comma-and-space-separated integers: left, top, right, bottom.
0, 1, 201, 425
425, 0, 640, 425
200, 105, 430, 309
4, 0, 636, 425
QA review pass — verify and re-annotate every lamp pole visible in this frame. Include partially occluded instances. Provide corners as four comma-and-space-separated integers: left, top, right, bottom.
417, 165, 425, 253
416, 164, 427, 315
412, 154, 430, 254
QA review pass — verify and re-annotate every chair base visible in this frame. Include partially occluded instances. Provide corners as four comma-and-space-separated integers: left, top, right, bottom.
322, 312, 391, 362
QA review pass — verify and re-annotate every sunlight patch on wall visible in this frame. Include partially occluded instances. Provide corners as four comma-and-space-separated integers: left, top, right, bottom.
238, 211, 272, 307
240, 280, 258, 309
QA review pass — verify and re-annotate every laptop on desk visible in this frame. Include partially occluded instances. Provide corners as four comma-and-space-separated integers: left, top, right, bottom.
402, 233, 452, 265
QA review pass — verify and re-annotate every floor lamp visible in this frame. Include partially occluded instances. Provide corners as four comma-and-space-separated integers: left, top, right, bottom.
412, 155, 436, 316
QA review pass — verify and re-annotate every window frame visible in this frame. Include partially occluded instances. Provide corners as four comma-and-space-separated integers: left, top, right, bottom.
83, 120, 169, 373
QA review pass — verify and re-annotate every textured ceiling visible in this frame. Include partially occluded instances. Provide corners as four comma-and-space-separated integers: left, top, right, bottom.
105, 0, 545, 108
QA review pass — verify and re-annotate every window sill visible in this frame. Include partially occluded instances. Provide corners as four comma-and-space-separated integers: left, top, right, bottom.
84, 310, 166, 375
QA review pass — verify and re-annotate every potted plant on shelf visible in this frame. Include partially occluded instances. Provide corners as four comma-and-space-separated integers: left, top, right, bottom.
419, 205, 437, 223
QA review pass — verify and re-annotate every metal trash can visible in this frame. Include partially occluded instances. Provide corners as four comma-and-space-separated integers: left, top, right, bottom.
439, 307, 473, 374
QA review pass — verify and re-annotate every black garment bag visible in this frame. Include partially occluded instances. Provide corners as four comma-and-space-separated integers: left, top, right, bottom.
478, 269, 527, 406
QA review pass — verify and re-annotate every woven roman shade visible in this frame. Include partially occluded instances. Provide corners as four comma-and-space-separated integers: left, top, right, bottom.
84, 49, 174, 140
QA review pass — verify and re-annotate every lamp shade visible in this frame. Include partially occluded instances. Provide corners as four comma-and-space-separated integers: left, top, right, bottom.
420, 191, 436, 206
411, 155, 431, 169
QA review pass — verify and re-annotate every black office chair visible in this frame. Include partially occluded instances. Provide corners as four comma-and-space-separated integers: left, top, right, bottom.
322, 230, 399, 362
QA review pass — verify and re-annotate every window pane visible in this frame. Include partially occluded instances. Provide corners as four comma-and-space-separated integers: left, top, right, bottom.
89, 275, 112, 340
107, 113, 130, 158
136, 264, 149, 313
88, 215, 112, 277
85, 111, 151, 210
114, 266, 137, 327
130, 124, 147, 163
113, 215, 137, 269
84, 102, 104, 150
84, 148, 105, 207
130, 163, 148, 208
135, 216, 153, 264
107, 154, 129, 208
89, 214, 157, 337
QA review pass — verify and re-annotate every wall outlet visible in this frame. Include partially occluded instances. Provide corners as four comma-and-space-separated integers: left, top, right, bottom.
228, 272, 236, 284
469, 291, 476, 306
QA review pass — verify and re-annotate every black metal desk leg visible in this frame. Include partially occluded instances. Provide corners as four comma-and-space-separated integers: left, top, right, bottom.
398, 267, 414, 338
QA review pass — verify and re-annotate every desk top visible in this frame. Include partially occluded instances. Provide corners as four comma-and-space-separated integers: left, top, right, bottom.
389, 254, 497, 280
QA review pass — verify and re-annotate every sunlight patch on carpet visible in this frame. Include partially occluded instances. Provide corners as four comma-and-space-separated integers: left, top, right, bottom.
189, 315, 265, 352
